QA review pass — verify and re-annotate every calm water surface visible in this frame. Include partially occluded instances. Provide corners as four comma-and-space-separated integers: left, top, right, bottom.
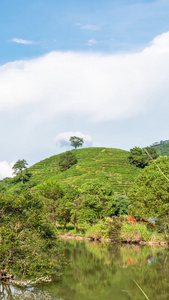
1, 240, 169, 299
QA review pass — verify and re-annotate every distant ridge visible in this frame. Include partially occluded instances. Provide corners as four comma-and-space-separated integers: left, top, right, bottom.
150, 140, 169, 156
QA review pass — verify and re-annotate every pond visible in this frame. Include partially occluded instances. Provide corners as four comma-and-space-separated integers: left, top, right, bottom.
1, 240, 169, 299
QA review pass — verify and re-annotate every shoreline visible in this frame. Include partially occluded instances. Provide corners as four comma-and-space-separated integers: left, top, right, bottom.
58, 233, 169, 246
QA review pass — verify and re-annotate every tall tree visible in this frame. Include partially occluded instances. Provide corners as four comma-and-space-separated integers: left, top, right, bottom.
144, 146, 159, 162
12, 159, 30, 184
39, 181, 64, 226
128, 147, 148, 168
128, 146, 158, 168
69, 136, 84, 149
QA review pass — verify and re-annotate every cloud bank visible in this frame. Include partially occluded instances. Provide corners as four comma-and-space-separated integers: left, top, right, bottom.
55, 132, 93, 148
1, 31, 169, 125
0, 161, 14, 179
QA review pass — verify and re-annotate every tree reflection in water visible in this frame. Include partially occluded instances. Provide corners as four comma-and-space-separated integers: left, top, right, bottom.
0, 242, 168, 300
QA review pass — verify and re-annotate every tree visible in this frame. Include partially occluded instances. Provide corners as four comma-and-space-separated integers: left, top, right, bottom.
39, 181, 64, 226
69, 136, 84, 149
112, 194, 130, 216
128, 146, 158, 168
58, 151, 77, 171
143, 146, 159, 162
0, 191, 64, 279
128, 156, 169, 229
12, 159, 28, 174
12, 159, 30, 184
76, 180, 115, 224
128, 147, 148, 168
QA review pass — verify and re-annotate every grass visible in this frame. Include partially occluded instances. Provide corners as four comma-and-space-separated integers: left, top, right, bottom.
85, 223, 104, 240
133, 280, 150, 300
57, 224, 89, 236
121, 222, 165, 242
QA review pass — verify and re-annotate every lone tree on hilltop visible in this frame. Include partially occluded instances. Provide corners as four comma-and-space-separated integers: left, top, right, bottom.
69, 136, 84, 149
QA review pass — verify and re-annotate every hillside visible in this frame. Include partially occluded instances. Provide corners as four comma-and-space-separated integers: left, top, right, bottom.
150, 140, 169, 156
2, 147, 142, 194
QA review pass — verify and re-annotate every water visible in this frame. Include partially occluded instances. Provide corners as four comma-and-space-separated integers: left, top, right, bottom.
1, 240, 169, 299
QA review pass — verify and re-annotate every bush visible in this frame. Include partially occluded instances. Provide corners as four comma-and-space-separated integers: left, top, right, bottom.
85, 217, 122, 240
85, 223, 103, 240
121, 222, 165, 242
58, 151, 77, 171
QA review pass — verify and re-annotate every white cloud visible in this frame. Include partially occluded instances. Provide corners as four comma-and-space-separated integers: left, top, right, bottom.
55, 132, 93, 148
10, 38, 33, 45
0, 161, 14, 179
1, 31, 169, 124
87, 39, 103, 46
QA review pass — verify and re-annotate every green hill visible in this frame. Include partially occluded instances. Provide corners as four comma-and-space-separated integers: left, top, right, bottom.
150, 140, 169, 156
2, 147, 141, 194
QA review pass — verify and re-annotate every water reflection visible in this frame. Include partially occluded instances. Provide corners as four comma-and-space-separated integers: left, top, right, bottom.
45, 241, 169, 300
0, 282, 59, 300
1, 241, 169, 299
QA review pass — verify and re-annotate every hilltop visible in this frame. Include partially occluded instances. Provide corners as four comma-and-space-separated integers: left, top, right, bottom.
1, 147, 141, 194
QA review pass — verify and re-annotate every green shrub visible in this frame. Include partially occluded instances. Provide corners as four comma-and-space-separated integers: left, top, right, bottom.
58, 151, 77, 171
85, 217, 122, 239
85, 223, 103, 240
121, 222, 165, 242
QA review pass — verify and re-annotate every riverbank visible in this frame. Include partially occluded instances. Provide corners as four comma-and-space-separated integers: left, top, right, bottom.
58, 232, 169, 246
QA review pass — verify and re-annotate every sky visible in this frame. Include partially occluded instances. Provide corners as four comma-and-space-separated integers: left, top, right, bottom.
0, 0, 169, 179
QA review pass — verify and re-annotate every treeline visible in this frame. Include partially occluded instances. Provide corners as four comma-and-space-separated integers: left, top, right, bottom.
38, 179, 130, 231
150, 140, 169, 147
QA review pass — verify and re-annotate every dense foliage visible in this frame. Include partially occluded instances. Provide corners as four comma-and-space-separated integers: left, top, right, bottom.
58, 151, 77, 171
0, 190, 64, 279
128, 146, 158, 168
128, 156, 169, 233
37, 179, 130, 232
150, 139, 169, 156
12, 159, 31, 184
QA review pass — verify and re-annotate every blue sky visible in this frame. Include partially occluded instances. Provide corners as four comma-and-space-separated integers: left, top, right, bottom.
0, 0, 169, 178
1, 0, 169, 62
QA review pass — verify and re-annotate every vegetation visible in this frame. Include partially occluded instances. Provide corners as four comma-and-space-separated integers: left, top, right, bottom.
150, 139, 169, 156
12, 159, 31, 184
128, 146, 158, 168
58, 151, 77, 171
0, 146, 169, 283
69, 136, 84, 149
0, 190, 64, 280
120, 222, 165, 242
1, 147, 141, 196
85, 217, 122, 240
128, 156, 169, 236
